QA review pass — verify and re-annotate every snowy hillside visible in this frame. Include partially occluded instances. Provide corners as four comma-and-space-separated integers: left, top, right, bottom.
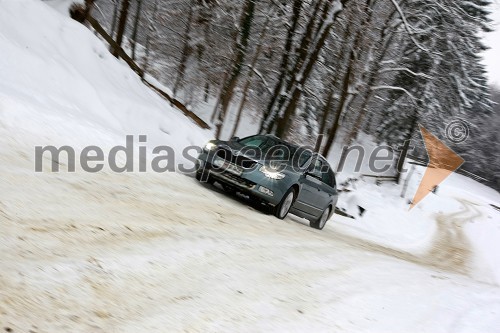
0, 0, 209, 162
1, 1, 500, 332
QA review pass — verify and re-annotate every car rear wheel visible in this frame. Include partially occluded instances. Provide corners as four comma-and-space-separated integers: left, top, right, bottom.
274, 188, 296, 219
310, 206, 331, 230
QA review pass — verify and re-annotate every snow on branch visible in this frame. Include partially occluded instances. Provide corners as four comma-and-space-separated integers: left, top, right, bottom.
388, 0, 429, 52
380, 67, 433, 79
370, 85, 417, 103
246, 65, 273, 95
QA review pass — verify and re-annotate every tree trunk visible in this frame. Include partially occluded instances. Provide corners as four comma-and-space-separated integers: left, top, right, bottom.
260, 0, 323, 134
204, 82, 210, 102
229, 17, 269, 138
341, 7, 399, 150
396, 111, 418, 184
230, 81, 250, 139
275, 0, 346, 138
396, 138, 411, 184
112, 0, 130, 58
110, 0, 120, 38
142, 0, 158, 75
321, 61, 352, 157
264, 0, 349, 137
210, 71, 228, 123
214, 0, 256, 139
314, 88, 335, 152
259, 0, 303, 134
173, 4, 195, 98
322, 0, 372, 157
130, 0, 143, 61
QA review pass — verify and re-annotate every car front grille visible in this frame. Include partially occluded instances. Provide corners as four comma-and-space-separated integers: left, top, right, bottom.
215, 148, 257, 169
214, 170, 256, 189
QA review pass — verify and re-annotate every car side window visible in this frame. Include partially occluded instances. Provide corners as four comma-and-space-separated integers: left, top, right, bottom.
297, 150, 312, 167
320, 162, 332, 185
310, 158, 323, 179
328, 169, 336, 188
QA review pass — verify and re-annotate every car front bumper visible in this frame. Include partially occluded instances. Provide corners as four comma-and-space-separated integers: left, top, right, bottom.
196, 151, 287, 206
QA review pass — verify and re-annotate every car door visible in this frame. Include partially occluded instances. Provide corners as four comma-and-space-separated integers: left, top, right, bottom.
318, 160, 338, 209
295, 157, 326, 216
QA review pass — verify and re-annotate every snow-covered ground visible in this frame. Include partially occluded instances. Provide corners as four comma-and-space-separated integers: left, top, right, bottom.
1, 0, 500, 332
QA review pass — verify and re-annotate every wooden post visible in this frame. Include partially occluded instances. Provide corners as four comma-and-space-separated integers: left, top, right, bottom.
396, 139, 411, 184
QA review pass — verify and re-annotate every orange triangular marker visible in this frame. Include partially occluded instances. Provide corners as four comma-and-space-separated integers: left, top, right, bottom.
410, 125, 464, 209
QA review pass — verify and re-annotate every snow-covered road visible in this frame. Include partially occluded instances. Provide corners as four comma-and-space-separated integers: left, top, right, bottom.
1, 1, 500, 331
2, 135, 500, 333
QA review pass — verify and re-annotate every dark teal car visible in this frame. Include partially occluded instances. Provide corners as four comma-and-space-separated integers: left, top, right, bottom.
195, 134, 338, 230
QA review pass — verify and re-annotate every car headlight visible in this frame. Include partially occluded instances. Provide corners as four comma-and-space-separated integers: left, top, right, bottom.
204, 142, 217, 151
259, 166, 285, 180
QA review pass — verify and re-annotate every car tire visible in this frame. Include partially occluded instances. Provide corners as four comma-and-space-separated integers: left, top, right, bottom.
310, 206, 331, 230
221, 183, 236, 194
195, 170, 214, 184
274, 188, 296, 220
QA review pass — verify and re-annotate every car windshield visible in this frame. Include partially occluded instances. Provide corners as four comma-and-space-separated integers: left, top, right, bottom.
238, 135, 311, 167
238, 135, 277, 150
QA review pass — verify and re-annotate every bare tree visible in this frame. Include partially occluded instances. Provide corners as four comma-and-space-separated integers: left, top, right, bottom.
213, 0, 257, 139
109, 0, 120, 38
111, 0, 130, 57
130, 0, 143, 61
172, 1, 195, 98
230, 15, 271, 138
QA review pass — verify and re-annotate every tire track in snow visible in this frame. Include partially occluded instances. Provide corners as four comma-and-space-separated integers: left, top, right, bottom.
0, 144, 480, 279
427, 199, 481, 274
326, 199, 481, 276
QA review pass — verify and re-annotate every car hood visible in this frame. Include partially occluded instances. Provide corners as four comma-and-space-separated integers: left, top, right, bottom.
214, 140, 292, 167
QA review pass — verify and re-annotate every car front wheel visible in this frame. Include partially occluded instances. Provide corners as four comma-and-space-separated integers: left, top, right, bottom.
195, 170, 214, 184
274, 188, 296, 219
310, 206, 331, 230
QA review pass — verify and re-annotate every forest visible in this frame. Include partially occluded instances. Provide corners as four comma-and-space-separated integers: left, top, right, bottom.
73, 0, 498, 189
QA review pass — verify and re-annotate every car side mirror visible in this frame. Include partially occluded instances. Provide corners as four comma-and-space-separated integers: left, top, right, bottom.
230, 136, 240, 142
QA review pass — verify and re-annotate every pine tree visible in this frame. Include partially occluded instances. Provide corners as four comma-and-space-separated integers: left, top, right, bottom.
377, 0, 493, 147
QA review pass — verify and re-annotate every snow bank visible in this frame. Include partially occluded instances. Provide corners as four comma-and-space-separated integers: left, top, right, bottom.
0, 0, 210, 167
334, 148, 500, 285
